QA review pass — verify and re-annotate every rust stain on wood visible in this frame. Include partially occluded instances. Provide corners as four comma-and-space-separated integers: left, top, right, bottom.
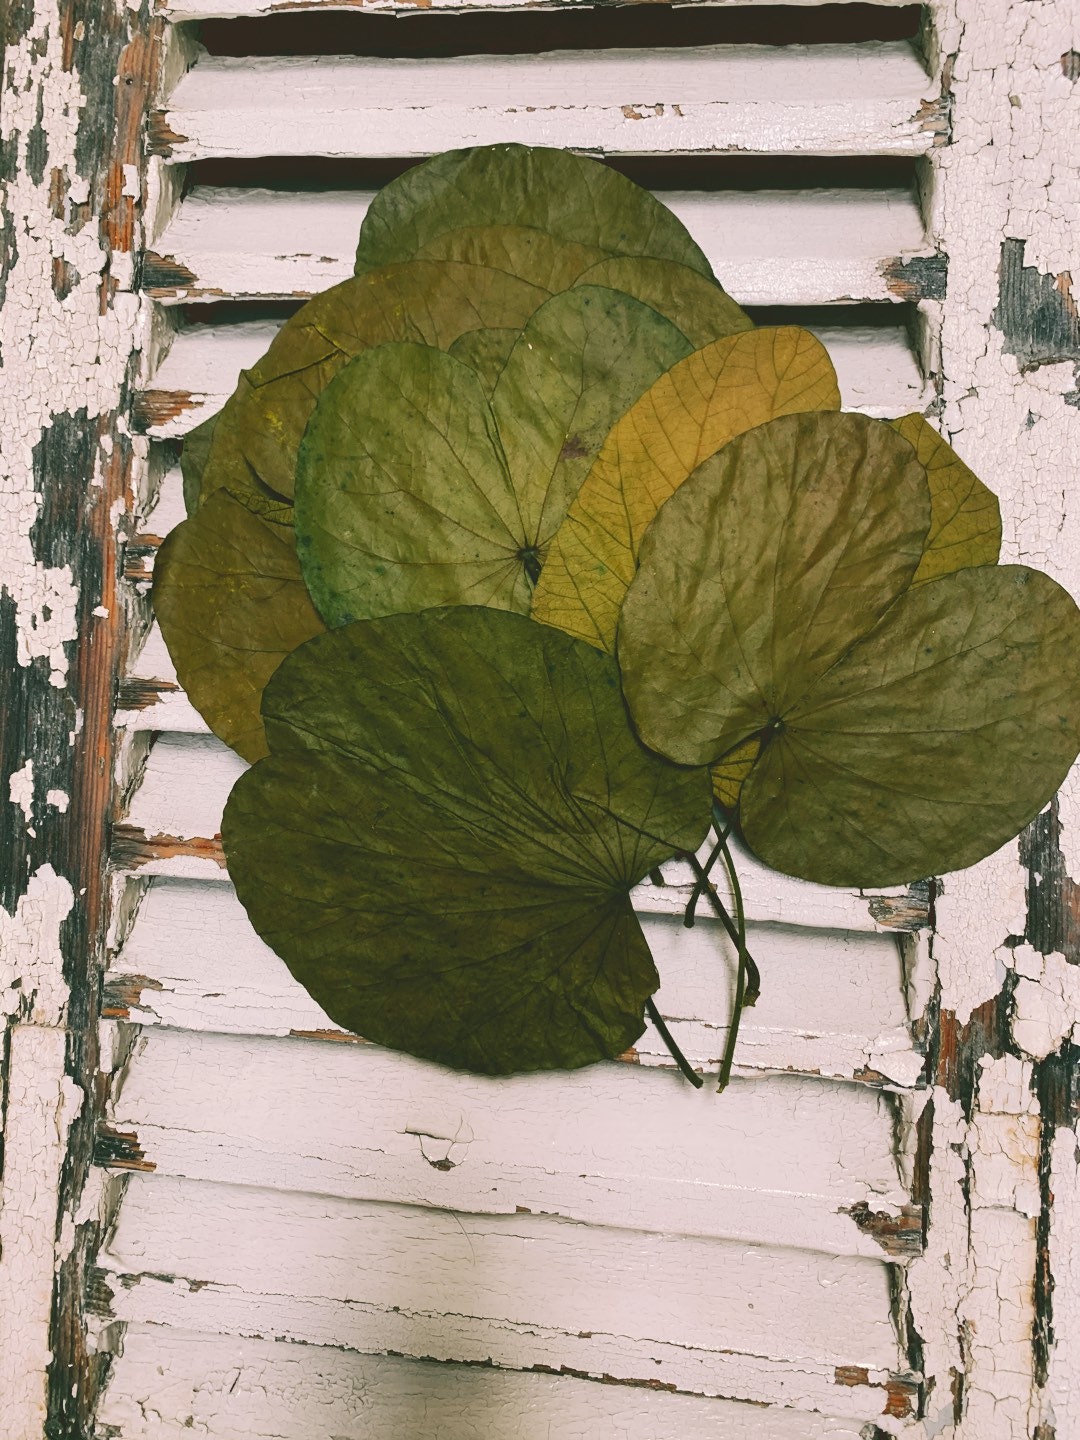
115, 675, 178, 712
915, 94, 950, 144
93, 1125, 156, 1172
936, 996, 1009, 1108
867, 881, 931, 931
146, 110, 189, 157
131, 389, 196, 432
834, 1366, 917, 1418
101, 972, 164, 1019
288, 1027, 367, 1044
881, 252, 948, 302
843, 1201, 925, 1258
122, 537, 159, 581
142, 251, 200, 294
110, 823, 227, 870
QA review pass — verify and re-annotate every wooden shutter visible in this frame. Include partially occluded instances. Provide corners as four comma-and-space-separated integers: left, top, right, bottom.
2, 2, 1078, 1437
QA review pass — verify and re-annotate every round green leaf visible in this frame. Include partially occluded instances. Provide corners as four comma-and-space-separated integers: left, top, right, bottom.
490, 285, 694, 557
196, 260, 550, 511
154, 490, 326, 762
447, 326, 521, 397
575, 256, 752, 349
888, 413, 1002, 583
221, 608, 711, 1075
180, 411, 220, 517
618, 411, 932, 765
294, 343, 529, 626
354, 145, 714, 283
741, 566, 1080, 886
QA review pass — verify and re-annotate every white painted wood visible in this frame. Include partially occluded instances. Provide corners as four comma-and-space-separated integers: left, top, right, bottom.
0, 1025, 82, 1440
107, 878, 917, 1080
165, 0, 919, 19
98, 1173, 904, 1417
105, 1027, 910, 1255
149, 186, 930, 307
139, 319, 928, 438
99, 1325, 870, 1440
157, 47, 939, 163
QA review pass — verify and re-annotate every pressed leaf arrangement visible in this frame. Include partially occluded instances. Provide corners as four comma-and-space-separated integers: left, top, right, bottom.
156, 144, 1080, 1089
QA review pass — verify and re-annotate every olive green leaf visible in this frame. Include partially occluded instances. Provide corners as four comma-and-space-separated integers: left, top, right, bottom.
221, 608, 712, 1075
180, 411, 220, 517
531, 326, 841, 651
575, 256, 752, 349
154, 489, 326, 762
447, 326, 521, 396
295, 343, 530, 624
889, 412, 1002, 583
295, 288, 693, 625
409, 224, 609, 293
740, 566, 1080, 886
355, 144, 713, 283
195, 260, 550, 511
490, 286, 693, 559
617, 411, 932, 766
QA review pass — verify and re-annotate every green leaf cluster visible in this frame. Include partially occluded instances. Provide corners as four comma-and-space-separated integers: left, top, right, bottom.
154, 144, 1080, 1082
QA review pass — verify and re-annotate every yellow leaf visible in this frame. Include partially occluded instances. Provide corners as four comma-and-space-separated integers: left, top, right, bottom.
530, 327, 841, 651
711, 735, 763, 810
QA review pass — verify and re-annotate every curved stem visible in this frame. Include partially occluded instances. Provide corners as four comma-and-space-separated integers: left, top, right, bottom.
683, 815, 733, 929
645, 997, 703, 1089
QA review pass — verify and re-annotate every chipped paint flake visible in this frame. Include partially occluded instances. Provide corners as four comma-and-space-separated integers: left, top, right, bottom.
0, 0, 146, 686
8, 757, 35, 827
0, 864, 74, 1025
0, 1025, 84, 1440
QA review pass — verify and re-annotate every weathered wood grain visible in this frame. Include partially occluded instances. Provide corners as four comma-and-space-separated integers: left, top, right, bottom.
98, 1325, 872, 1440
95, 1173, 911, 1419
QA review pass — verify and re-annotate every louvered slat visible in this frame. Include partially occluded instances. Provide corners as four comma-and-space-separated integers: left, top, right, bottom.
146, 185, 934, 306
151, 46, 943, 162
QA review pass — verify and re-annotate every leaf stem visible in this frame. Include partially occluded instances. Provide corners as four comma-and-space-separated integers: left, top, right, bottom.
683, 815, 733, 929
644, 997, 703, 1089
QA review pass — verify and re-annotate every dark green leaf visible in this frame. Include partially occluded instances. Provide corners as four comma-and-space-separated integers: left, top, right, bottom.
355, 145, 714, 283
180, 411, 220, 516
447, 326, 521, 396
221, 608, 711, 1074
154, 490, 326, 761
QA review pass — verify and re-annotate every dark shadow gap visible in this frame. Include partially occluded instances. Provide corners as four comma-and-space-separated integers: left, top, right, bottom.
185, 154, 919, 196
197, 4, 923, 58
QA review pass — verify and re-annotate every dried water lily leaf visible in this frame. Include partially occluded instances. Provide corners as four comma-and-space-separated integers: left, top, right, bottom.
355, 144, 714, 282
617, 412, 931, 766
447, 326, 521, 396
490, 286, 693, 555
740, 566, 1080, 886
180, 411, 220, 516
221, 608, 711, 1074
575, 256, 752, 349
197, 260, 550, 510
531, 327, 841, 651
415, 224, 609, 293
711, 735, 762, 810
889, 413, 1001, 583
295, 343, 529, 625
154, 490, 326, 762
